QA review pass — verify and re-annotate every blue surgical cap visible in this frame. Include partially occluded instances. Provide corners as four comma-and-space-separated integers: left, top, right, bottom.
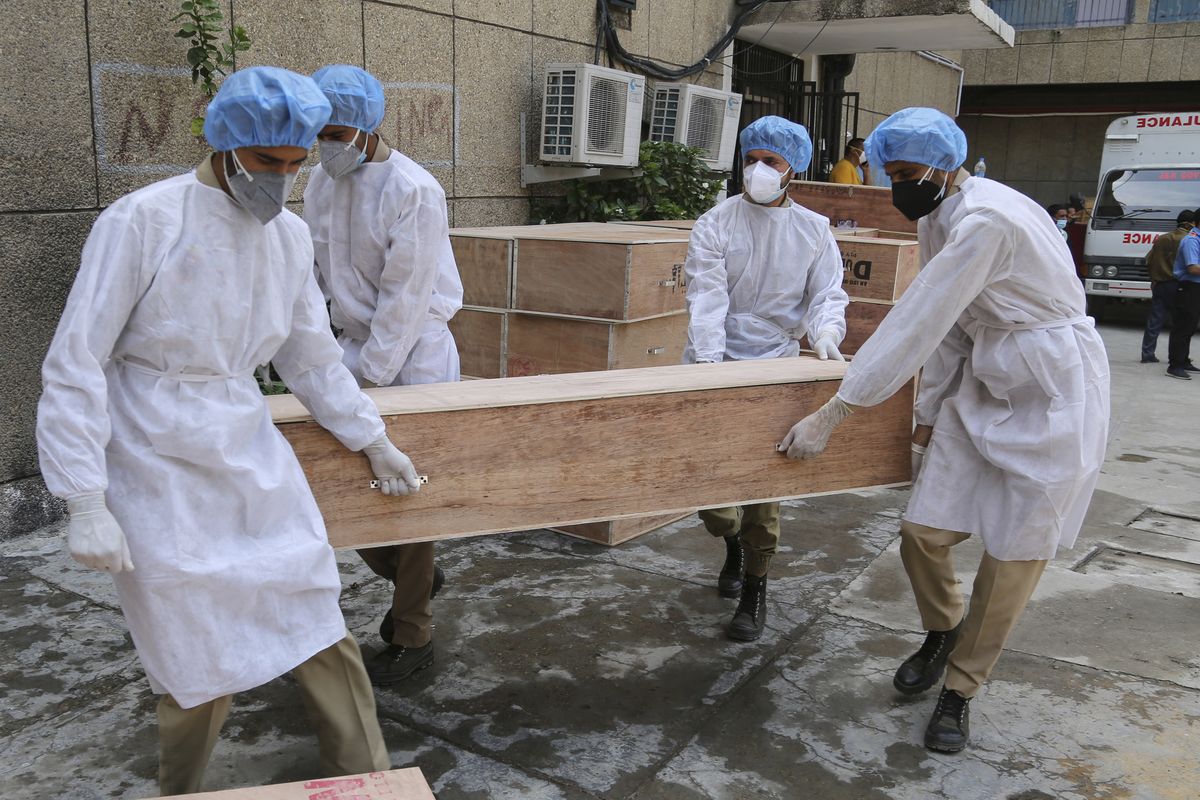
312, 64, 386, 132
864, 107, 967, 173
739, 116, 813, 173
204, 66, 332, 151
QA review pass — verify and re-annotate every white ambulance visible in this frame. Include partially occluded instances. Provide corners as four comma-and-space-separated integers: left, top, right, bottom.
1084, 112, 1200, 306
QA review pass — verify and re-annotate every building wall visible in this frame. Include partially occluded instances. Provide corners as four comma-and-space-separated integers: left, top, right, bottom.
959, 1, 1200, 86
951, 0, 1200, 207
0, 0, 733, 538
842, 50, 964, 170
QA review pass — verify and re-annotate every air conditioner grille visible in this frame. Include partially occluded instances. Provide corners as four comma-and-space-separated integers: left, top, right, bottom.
650, 87, 681, 142
684, 95, 724, 161
542, 70, 577, 157
586, 76, 628, 156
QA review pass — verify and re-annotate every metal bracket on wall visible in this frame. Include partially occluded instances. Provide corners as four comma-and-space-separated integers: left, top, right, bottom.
519, 112, 642, 187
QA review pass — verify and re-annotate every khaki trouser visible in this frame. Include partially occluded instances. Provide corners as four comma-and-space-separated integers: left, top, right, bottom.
699, 502, 781, 577
899, 521, 1048, 698
157, 630, 390, 796
357, 542, 434, 647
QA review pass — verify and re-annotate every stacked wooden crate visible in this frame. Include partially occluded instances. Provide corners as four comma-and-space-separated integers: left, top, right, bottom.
808, 232, 920, 356
447, 222, 695, 544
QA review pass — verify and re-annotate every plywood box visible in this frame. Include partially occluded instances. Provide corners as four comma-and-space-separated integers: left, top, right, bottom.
512, 227, 691, 321
837, 236, 920, 303
450, 233, 512, 309
449, 307, 507, 378
269, 359, 914, 549
552, 511, 691, 546
788, 180, 917, 233
505, 311, 688, 376
875, 229, 919, 241
802, 299, 894, 357
616, 219, 697, 231
157, 768, 434, 799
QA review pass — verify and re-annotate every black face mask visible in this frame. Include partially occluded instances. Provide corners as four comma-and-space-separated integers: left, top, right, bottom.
891, 174, 947, 221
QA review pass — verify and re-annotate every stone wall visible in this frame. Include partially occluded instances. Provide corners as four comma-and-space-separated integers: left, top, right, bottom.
844, 50, 964, 144
0, 0, 733, 537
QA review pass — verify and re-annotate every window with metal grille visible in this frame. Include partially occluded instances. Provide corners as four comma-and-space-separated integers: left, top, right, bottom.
1149, 0, 1200, 22
542, 70, 577, 157
586, 76, 628, 156
684, 95, 724, 161
650, 87, 680, 142
987, 0, 1133, 29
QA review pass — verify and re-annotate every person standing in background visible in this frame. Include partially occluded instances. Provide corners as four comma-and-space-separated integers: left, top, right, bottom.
1141, 210, 1194, 364
829, 137, 870, 185
304, 64, 463, 685
1166, 212, 1200, 380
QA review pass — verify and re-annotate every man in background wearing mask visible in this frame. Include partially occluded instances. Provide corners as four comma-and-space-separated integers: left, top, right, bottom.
684, 115, 848, 643
1046, 204, 1070, 242
828, 136, 870, 185
36, 67, 422, 794
780, 107, 1109, 754
1143, 210, 1194, 364
304, 65, 463, 686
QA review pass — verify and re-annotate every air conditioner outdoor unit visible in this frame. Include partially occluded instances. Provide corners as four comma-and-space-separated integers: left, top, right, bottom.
540, 63, 644, 168
649, 83, 743, 172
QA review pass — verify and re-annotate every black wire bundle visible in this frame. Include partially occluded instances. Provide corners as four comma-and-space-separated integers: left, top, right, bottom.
594, 0, 772, 80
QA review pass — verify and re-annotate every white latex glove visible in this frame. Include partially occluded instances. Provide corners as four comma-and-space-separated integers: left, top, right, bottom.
778, 396, 856, 460
911, 442, 927, 482
66, 493, 135, 573
813, 330, 845, 362
362, 435, 422, 496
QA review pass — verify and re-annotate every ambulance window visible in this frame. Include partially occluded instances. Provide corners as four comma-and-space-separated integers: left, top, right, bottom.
1095, 169, 1200, 220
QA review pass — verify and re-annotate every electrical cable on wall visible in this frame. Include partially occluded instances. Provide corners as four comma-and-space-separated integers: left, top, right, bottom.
595, 0, 773, 80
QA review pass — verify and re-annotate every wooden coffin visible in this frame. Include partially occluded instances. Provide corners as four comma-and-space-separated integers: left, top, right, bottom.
615, 219, 697, 231
157, 769, 434, 800
875, 229, 920, 241
836, 236, 920, 303
552, 511, 691, 546
505, 311, 688, 377
511, 226, 691, 321
788, 180, 916, 233
448, 307, 507, 379
802, 299, 894, 357
269, 359, 914, 549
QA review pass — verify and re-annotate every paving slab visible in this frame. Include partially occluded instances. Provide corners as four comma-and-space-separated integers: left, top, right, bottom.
640, 616, 1200, 800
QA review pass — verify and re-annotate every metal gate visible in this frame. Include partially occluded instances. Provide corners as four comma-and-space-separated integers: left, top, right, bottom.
730, 45, 860, 191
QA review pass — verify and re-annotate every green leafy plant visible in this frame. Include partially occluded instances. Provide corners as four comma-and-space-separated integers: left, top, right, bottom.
532, 141, 723, 223
172, 0, 252, 136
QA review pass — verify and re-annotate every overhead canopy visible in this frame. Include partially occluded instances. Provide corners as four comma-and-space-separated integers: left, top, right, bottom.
737, 0, 1014, 55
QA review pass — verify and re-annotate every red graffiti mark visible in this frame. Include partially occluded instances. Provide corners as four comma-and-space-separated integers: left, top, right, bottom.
393, 90, 453, 154
115, 93, 175, 161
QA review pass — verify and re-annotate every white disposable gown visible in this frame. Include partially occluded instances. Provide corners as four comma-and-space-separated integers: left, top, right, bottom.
36, 172, 385, 708
304, 149, 463, 387
684, 195, 848, 363
838, 176, 1110, 561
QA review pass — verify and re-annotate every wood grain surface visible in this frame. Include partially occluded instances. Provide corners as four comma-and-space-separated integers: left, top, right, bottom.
836, 236, 920, 302
787, 180, 917, 233
504, 312, 687, 375
156, 768, 434, 799
450, 235, 512, 309
551, 511, 692, 546
272, 361, 913, 548
448, 307, 507, 378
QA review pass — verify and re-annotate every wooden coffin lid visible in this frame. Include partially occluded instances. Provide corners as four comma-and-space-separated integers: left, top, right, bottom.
268, 358, 847, 423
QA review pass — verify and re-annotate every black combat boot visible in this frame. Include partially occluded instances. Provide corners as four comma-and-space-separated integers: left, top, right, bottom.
366, 641, 434, 686
717, 536, 745, 598
380, 565, 446, 644
893, 619, 963, 695
924, 686, 971, 752
727, 574, 767, 641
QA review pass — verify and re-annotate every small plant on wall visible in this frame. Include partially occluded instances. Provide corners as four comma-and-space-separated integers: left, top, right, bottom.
532, 141, 723, 223
172, 0, 252, 136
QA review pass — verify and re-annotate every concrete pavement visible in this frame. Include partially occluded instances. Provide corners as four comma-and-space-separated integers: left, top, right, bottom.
1, 321, 1197, 799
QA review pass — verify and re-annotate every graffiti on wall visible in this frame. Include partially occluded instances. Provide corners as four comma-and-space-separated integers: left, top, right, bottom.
92, 66, 460, 180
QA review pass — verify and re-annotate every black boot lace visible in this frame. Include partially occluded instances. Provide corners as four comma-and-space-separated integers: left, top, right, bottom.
935, 689, 969, 724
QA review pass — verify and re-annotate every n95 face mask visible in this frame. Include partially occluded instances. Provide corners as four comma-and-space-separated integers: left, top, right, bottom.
226, 150, 296, 226
319, 129, 368, 179
744, 161, 788, 204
